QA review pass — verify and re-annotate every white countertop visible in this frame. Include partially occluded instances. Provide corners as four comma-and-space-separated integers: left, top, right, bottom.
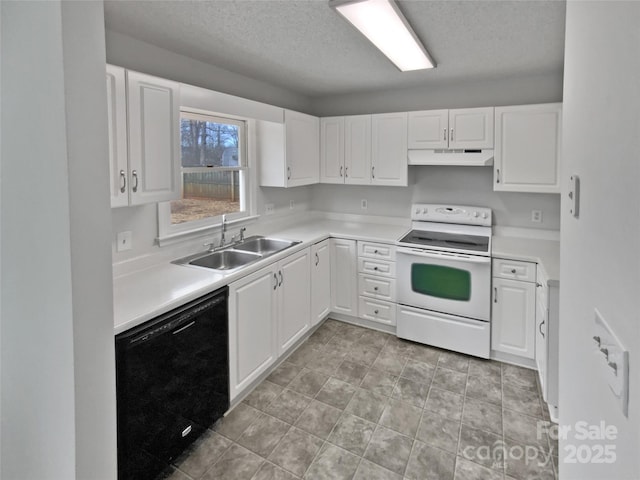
113, 216, 560, 334
492, 235, 560, 286
113, 218, 408, 334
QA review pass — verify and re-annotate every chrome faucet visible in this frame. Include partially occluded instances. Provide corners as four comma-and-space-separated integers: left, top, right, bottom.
220, 214, 227, 247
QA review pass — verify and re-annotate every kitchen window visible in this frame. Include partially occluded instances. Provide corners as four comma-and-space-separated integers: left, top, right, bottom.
158, 110, 253, 242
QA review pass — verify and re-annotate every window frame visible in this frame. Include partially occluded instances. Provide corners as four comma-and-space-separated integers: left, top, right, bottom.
157, 108, 257, 245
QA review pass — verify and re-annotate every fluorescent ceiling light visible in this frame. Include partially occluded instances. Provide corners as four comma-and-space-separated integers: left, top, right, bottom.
330, 0, 435, 72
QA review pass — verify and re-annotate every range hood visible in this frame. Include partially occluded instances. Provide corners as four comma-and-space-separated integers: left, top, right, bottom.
408, 149, 494, 166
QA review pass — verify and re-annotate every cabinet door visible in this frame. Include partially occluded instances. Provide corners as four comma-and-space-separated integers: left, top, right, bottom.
408, 110, 449, 149
126, 70, 181, 205
344, 115, 372, 185
285, 110, 319, 187
330, 238, 358, 316
106, 65, 129, 207
535, 287, 548, 399
228, 265, 278, 400
371, 112, 408, 186
278, 248, 311, 354
320, 117, 344, 184
448, 107, 494, 149
311, 240, 331, 326
494, 103, 562, 193
491, 277, 536, 359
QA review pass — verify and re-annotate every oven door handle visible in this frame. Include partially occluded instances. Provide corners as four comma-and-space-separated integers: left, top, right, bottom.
396, 246, 491, 264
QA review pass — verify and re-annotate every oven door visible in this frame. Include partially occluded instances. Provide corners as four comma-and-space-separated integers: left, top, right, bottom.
396, 246, 491, 321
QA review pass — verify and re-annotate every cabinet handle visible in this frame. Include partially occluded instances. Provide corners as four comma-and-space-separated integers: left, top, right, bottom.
371, 166, 375, 179
315, 252, 319, 266
450, 128, 454, 142
496, 169, 500, 184
273, 273, 278, 290
131, 170, 138, 192
494, 287, 498, 303
287, 166, 291, 180
278, 270, 283, 287
539, 320, 545, 338
444, 128, 447, 141
345, 166, 348, 178
119, 170, 126, 193
340, 166, 343, 177
536, 283, 542, 288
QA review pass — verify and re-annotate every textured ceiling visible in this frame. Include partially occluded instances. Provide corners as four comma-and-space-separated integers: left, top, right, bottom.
103, 0, 566, 97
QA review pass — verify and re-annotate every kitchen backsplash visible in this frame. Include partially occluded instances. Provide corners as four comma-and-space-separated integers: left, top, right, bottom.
112, 165, 559, 265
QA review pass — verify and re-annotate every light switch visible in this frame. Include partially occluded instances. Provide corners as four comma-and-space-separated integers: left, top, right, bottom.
593, 309, 629, 416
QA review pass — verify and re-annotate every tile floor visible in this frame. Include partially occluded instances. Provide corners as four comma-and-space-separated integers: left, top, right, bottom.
164, 319, 558, 480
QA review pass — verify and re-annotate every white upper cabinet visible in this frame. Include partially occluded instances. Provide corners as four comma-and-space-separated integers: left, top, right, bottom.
106, 65, 129, 207
371, 112, 408, 186
107, 67, 181, 207
285, 110, 320, 186
344, 115, 372, 185
408, 109, 449, 149
408, 107, 494, 150
259, 110, 320, 187
320, 115, 373, 185
493, 103, 562, 193
126, 70, 181, 205
320, 117, 345, 184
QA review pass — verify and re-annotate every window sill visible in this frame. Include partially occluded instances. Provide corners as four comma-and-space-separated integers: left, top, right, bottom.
156, 215, 260, 247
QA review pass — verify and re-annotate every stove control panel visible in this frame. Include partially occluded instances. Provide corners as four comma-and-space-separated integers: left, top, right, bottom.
410, 204, 492, 226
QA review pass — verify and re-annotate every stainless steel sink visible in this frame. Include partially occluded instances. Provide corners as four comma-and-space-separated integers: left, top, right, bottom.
233, 236, 299, 255
188, 250, 261, 271
173, 235, 301, 273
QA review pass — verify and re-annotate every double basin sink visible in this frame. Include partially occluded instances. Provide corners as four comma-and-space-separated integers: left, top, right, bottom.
174, 236, 301, 273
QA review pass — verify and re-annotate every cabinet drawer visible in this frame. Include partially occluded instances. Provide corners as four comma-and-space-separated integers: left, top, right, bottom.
358, 241, 396, 261
359, 297, 396, 326
358, 258, 396, 278
492, 258, 536, 282
358, 274, 395, 302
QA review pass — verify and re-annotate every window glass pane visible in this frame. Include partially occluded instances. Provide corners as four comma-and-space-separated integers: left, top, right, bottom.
411, 264, 471, 301
171, 170, 242, 224
180, 118, 240, 167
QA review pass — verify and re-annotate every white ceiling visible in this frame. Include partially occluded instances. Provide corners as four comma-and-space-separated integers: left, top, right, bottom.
103, 0, 566, 98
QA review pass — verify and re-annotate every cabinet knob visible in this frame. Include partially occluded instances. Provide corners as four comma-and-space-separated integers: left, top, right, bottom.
510, 269, 517, 274
374, 249, 379, 254
373, 266, 379, 271
374, 286, 378, 291
374, 309, 379, 315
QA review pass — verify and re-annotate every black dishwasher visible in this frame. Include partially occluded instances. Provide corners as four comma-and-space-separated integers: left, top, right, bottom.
115, 287, 229, 480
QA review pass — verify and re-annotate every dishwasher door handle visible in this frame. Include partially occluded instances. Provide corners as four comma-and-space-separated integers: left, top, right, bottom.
172, 321, 196, 335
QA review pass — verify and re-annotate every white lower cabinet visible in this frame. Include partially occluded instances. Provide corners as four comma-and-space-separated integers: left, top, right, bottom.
278, 249, 311, 354
491, 259, 537, 360
228, 264, 279, 401
311, 240, 331, 326
330, 238, 358, 316
229, 248, 310, 401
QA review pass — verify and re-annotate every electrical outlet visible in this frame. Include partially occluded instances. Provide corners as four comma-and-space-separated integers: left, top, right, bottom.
264, 203, 274, 215
531, 210, 542, 223
116, 231, 132, 252
361, 199, 368, 210
290, 200, 294, 210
